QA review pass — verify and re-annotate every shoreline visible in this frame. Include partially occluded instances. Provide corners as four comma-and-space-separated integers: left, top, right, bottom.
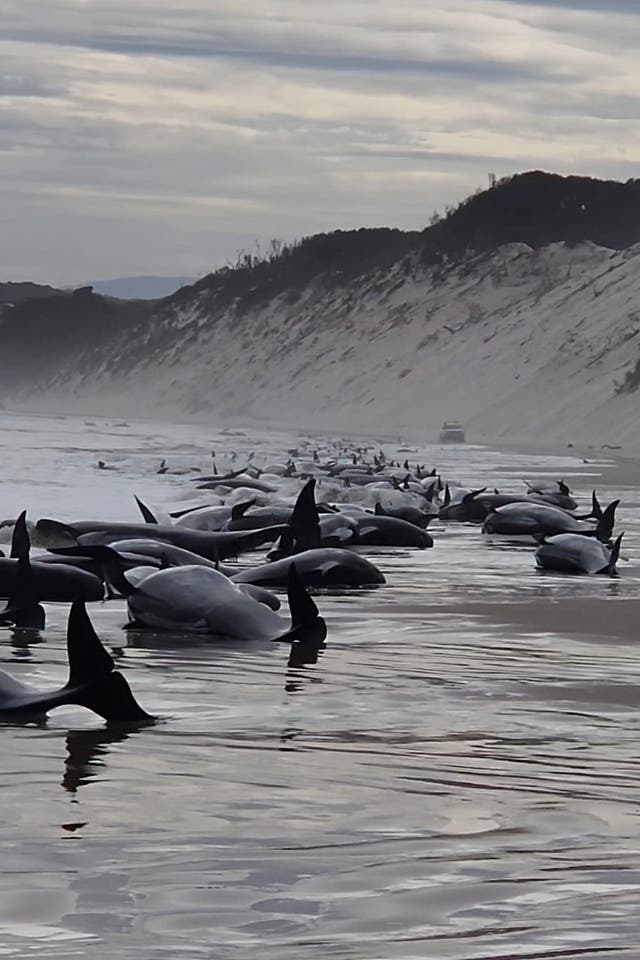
478, 438, 640, 487
4, 401, 640, 485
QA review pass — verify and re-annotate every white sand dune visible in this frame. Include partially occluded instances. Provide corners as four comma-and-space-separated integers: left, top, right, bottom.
25, 240, 640, 448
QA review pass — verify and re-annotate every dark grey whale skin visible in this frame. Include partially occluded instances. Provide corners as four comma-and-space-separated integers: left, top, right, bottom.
232, 548, 386, 587
0, 557, 104, 601
35, 519, 287, 561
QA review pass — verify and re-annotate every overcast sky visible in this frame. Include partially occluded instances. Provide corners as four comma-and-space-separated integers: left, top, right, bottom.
2, 0, 639, 284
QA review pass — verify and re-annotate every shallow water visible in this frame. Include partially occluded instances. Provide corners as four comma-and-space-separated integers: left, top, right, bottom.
1, 410, 640, 958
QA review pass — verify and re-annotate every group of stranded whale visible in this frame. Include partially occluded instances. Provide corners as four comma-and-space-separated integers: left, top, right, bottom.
0, 439, 624, 724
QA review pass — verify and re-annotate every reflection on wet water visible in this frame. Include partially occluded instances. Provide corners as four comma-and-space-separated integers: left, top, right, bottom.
62, 725, 148, 794
1, 411, 640, 958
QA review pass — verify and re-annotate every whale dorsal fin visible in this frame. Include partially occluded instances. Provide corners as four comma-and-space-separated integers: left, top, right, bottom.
423, 481, 437, 503
462, 488, 486, 503
595, 499, 620, 543
10, 510, 30, 560
134, 496, 158, 524
288, 479, 320, 552
1, 513, 45, 628
231, 499, 256, 521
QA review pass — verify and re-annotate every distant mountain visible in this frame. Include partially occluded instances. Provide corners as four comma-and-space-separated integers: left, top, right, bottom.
88, 275, 196, 300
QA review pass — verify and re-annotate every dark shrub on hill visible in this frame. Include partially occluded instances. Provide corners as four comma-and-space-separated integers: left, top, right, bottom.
421, 171, 640, 264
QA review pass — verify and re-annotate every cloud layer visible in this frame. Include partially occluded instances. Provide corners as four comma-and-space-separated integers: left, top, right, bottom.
2, 0, 639, 283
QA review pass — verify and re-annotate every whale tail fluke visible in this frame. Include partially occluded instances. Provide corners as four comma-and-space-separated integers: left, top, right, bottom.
273, 564, 326, 666
592, 490, 603, 520
595, 499, 620, 543
65, 599, 153, 723
574, 490, 603, 521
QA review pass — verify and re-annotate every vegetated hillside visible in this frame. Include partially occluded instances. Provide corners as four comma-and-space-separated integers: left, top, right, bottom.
173, 228, 423, 312
421, 170, 640, 264
0, 281, 63, 306
5, 171, 640, 445
88, 276, 197, 300
0, 287, 147, 391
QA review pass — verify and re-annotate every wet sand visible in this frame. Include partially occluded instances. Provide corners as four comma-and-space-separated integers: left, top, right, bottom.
2, 412, 640, 959
422, 596, 640, 642
483, 437, 640, 487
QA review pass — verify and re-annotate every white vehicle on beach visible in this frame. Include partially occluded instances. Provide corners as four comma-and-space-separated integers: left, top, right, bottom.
439, 421, 466, 443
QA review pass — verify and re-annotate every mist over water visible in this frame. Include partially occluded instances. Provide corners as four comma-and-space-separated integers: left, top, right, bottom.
1, 410, 640, 958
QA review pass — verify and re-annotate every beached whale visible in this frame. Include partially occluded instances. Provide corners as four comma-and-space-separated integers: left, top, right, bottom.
482, 500, 618, 541
440, 490, 578, 523
267, 478, 433, 553
372, 501, 434, 529
171, 505, 232, 530
0, 600, 152, 723
50, 541, 281, 609
104, 559, 326, 662
0, 514, 103, 625
35, 518, 286, 561
195, 477, 278, 494
226, 505, 300, 531
317, 514, 360, 545
232, 548, 385, 587
350, 514, 434, 547
535, 532, 624, 576
523, 480, 578, 511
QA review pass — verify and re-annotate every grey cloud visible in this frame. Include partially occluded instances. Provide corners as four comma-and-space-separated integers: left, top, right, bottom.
0, 73, 65, 98
13, 37, 566, 85
338, 148, 515, 165
2, 1, 595, 84
1, 0, 639, 281
501, 0, 639, 12
3, 27, 578, 86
